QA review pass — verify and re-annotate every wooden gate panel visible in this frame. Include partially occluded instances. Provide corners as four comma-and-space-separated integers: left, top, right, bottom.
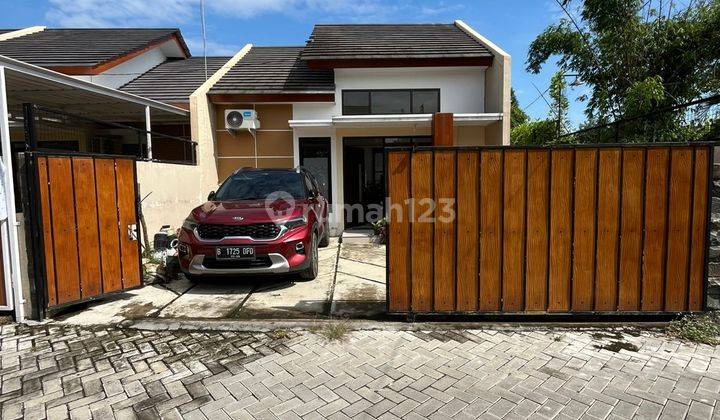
456, 151, 479, 312
689, 147, 710, 311
664, 148, 694, 311
548, 149, 574, 312
411, 152, 433, 311
72, 158, 103, 298
594, 149, 621, 311
387, 144, 712, 315
117, 159, 141, 289
642, 148, 670, 311
618, 149, 645, 311
95, 159, 123, 294
433, 151, 456, 311
572, 149, 598, 311
48, 157, 81, 305
388, 151, 411, 312
502, 150, 526, 311
37, 157, 57, 307
479, 150, 502, 311
525, 150, 549, 312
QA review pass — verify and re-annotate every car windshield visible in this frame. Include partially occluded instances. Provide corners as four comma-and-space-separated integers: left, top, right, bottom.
214, 171, 306, 201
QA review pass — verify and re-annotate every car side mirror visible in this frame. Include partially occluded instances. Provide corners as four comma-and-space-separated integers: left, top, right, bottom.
207, 191, 216, 201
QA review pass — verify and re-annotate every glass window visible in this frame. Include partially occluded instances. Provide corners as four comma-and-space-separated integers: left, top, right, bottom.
412, 90, 440, 113
215, 171, 306, 201
343, 91, 370, 115
371, 91, 412, 114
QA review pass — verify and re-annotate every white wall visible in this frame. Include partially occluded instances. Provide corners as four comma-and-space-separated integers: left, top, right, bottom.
293, 66, 486, 120
72, 39, 179, 89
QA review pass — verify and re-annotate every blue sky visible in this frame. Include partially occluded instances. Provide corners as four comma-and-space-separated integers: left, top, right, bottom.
0, 0, 588, 127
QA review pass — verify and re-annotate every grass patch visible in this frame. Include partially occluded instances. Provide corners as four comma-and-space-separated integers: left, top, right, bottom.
667, 312, 720, 345
310, 320, 351, 341
270, 330, 291, 340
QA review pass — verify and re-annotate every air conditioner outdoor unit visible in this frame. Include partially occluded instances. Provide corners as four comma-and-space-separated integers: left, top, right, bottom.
225, 109, 260, 131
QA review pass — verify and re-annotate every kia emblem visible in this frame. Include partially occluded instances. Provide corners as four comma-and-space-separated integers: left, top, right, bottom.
233, 216, 244, 221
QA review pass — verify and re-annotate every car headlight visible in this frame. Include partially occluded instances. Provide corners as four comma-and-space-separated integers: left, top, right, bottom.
282, 217, 307, 231
182, 217, 198, 231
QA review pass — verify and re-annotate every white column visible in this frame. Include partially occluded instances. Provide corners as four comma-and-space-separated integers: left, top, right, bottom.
145, 105, 153, 160
0, 67, 25, 322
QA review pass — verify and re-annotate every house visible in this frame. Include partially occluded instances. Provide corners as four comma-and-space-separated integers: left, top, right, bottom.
189, 21, 511, 234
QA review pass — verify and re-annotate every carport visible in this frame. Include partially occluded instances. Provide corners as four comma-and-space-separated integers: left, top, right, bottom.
0, 54, 192, 322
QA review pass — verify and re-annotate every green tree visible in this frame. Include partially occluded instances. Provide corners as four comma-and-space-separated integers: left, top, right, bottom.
526, 0, 720, 141
510, 88, 529, 128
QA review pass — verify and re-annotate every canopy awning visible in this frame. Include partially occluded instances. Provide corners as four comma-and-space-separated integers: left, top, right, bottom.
289, 113, 503, 129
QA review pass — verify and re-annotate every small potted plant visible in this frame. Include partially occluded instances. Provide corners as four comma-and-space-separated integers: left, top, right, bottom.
372, 217, 388, 244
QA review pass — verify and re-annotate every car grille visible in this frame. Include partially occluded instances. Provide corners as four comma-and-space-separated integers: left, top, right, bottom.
197, 223, 281, 240
203, 256, 273, 269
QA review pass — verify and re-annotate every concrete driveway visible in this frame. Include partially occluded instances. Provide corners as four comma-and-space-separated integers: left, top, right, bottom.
55, 238, 387, 325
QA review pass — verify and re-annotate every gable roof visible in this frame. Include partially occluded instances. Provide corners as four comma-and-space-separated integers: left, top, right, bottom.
0, 28, 190, 69
300, 23, 493, 61
209, 47, 334, 95
120, 56, 231, 104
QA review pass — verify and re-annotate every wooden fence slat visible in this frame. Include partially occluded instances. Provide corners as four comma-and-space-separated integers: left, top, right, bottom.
479, 150, 503, 311
388, 151, 411, 312
664, 148, 694, 311
456, 151, 479, 311
688, 147, 709, 311
502, 150, 526, 312
47, 157, 81, 304
116, 159, 141, 288
411, 152, 433, 312
572, 149, 598, 311
72, 158, 103, 298
642, 148, 670, 311
548, 149, 574, 312
433, 151, 456, 311
37, 157, 57, 307
618, 149, 645, 311
594, 149, 621, 311
525, 150, 550, 312
95, 158, 123, 294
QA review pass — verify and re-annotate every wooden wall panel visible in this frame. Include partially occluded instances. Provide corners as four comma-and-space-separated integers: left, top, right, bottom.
411, 152, 433, 312
618, 149, 645, 311
642, 148, 670, 311
72, 158, 103, 298
572, 149, 597, 311
548, 149, 574, 312
37, 157, 57, 307
47, 157, 81, 305
664, 148, 694, 311
525, 150, 549, 312
479, 150, 503, 311
0, 242, 5, 307
594, 149, 621, 311
116, 159, 141, 289
688, 147, 710, 311
433, 152, 456, 311
502, 150, 526, 311
456, 151, 479, 312
95, 159, 123, 294
388, 151, 411, 312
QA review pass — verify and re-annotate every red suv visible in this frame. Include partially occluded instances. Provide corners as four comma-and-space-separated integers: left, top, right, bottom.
178, 168, 329, 280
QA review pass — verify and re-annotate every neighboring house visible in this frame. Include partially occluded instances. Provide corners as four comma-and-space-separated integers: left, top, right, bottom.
192, 21, 511, 234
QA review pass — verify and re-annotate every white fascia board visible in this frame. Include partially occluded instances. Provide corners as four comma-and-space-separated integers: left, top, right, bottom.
0, 26, 46, 42
454, 20, 509, 59
332, 114, 433, 125
289, 119, 333, 128
454, 113, 503, 121
0, 54, 188, 116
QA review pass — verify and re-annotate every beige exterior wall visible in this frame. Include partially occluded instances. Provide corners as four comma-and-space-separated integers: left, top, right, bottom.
213, 103, 295, 180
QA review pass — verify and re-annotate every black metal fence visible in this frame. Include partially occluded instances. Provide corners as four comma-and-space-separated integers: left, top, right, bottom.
23, 104, 197, 165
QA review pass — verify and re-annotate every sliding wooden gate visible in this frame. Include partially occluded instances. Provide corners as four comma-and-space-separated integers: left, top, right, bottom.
387, 144, 713, 315
32, 154, 142, 311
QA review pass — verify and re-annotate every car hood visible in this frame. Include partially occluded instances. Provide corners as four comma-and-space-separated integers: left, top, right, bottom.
190, 199, 308, 225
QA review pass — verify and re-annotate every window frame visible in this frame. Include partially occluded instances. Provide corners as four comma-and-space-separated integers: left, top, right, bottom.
341, 89, 440, 116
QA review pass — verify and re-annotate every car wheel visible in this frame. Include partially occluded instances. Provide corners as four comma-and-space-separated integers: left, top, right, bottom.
300, 230, 319, 280
319, 218, 330, 248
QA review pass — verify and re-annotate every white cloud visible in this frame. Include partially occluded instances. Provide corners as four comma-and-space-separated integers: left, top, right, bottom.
185, 37, 241, 56
44, 0, 459, 28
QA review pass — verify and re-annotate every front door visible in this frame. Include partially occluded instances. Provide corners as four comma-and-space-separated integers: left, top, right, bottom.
299, 138, 332, 203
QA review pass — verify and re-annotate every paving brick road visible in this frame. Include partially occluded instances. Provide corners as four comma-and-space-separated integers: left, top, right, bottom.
1, 323, 719, 419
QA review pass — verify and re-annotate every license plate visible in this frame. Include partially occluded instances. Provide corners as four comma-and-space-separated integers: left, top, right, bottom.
216, 246, 255, 260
